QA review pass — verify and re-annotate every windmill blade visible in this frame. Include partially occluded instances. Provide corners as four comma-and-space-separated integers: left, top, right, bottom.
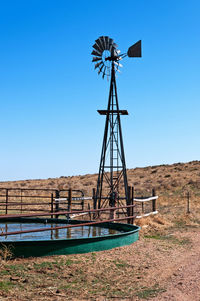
113, 48, 119, 57
101, 36, 107, 50
99, 36, 105, 49
91, 50, 102, 57
115, 66, 121, 73
93, 43, 102, 54
98, 64, 104, 74
92, 56, 102, 62
105, 36, 109, 49
95, 38, 104, 51
114, 63, 119, 71
102, 66, 106, 79
110, 46, 116, 57
114, 61, 123, 68
95, 61, 103, 69
108, 38, 114, 50
92, 46, 102, 55
109, 38, 113, 45
112, 43, 118, 49
127, 40, 142, 57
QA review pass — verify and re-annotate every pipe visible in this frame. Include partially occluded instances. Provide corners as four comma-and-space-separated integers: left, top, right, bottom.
0, 215, 136, 237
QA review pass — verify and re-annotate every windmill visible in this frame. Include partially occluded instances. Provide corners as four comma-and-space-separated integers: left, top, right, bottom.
92, 36, 141, 213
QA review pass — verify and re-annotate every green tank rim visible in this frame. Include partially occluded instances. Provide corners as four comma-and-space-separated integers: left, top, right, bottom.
0, 217, 140, 257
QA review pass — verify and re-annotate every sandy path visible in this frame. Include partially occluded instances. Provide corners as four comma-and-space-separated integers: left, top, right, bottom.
151, 230, 200, 301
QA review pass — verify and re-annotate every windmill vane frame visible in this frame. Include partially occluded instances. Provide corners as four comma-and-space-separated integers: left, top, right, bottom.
92, 36, 142, 214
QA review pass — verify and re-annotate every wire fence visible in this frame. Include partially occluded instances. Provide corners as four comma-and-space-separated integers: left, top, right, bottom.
0, 188, 84, 216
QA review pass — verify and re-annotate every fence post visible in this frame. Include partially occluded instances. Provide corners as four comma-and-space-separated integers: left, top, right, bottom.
81, 191, 84, 211
186, 191, 190, 214
131, 186, 134, 224
67, 188, 72, 221
20, 190, 23, 213
51, 193, 54, 219
109, 192, 116, 221
152, 188, 156, 212
92, 188, 96, 219
55, 190, 60, 218
5, 189, 8, 215
127, 186, 131, 223
88, 203, 91, 221
141, 202, 144, 214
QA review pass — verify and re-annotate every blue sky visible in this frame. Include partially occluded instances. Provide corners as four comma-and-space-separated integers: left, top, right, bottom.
0, 0, 200, 181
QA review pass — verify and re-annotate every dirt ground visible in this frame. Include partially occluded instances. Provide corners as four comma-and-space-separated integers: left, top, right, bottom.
151, 229, 200, 301
0, 214, 199, 300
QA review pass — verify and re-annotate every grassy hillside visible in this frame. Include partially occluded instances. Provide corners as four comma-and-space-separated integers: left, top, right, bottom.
1, 160, 200, 197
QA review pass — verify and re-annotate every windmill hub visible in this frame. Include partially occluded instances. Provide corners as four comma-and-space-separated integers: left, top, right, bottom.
104, 55, 120, 62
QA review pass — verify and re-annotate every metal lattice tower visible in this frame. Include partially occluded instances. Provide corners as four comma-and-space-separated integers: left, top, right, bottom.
91, 36, 141, 210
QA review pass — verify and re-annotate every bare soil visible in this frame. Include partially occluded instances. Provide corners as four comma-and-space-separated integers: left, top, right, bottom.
0, 160, 200, 300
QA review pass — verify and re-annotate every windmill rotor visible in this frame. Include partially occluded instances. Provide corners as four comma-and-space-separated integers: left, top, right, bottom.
92, 36, 142, 79
91, 36, 122, 78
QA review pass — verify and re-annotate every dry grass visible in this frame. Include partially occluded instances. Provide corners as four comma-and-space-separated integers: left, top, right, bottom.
1, 160, 200, 216
1, 160, 200, 196
0, 244, 13, 261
